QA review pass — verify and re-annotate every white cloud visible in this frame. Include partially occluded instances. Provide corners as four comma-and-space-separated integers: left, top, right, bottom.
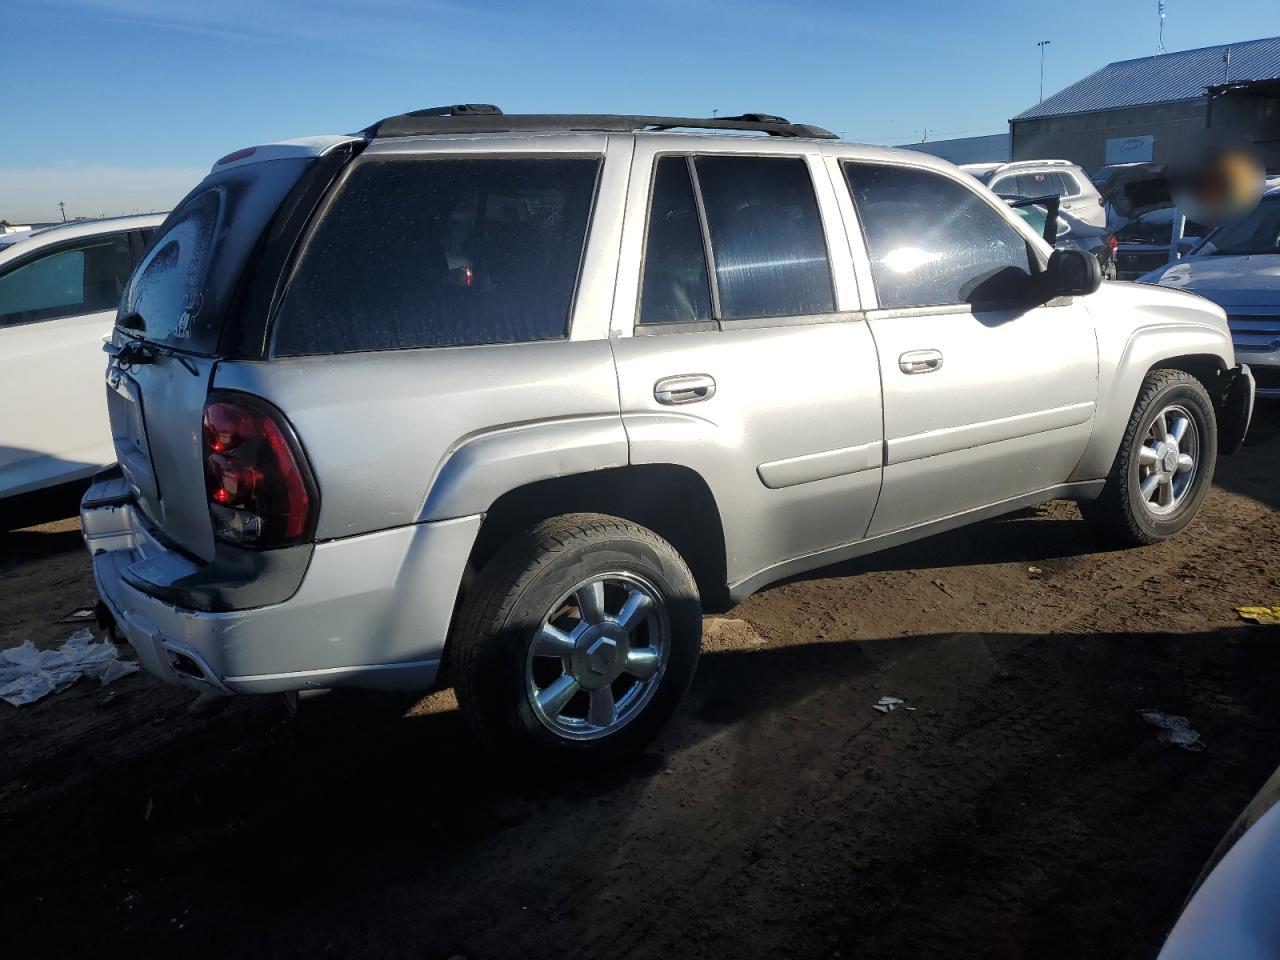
0, 166, 205, 224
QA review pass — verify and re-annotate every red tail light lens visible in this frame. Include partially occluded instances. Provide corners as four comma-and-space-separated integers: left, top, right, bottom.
1106, 234, 1118, 252
202, 395, 317, 548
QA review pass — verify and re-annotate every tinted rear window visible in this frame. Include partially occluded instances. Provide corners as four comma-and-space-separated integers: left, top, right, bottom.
120, 157, 312, 354
693, 155, 834, 320
272, 156, 600, 356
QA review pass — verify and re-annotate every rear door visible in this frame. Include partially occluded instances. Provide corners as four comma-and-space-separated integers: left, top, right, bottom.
0, 231, 137, 497
609, 139, 883, 589
836, 157, 1098, 536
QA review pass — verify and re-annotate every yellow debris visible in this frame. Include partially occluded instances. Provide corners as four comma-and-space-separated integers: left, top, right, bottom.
1237, 606, 1280, 626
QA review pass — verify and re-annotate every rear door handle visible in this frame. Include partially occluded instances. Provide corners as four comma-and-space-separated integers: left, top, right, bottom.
654, 373, 716, 405
899, 349, 943, 375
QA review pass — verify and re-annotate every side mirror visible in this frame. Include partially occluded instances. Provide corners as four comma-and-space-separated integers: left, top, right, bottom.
1043, 248, 1101, 297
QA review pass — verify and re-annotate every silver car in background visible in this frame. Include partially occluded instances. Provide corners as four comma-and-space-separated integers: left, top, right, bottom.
1142, 184, 1280, 399
81, 107, 1254, 765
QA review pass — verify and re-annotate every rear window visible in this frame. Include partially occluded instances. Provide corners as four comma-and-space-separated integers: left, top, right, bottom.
992, 171, 1074, 199
120, 157, 312, 354
272, 156, 600, 356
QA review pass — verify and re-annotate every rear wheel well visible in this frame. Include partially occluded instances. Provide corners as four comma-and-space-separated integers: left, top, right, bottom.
465, 464, 729, 613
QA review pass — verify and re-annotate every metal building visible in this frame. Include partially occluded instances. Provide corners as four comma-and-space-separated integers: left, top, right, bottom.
1010, 37, 1280, 175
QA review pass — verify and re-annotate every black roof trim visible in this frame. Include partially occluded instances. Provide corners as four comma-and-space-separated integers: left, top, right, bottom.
362, 105, 837, 140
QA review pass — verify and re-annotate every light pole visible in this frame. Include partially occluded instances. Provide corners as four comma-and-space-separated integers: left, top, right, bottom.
1037, 40, 1051, 102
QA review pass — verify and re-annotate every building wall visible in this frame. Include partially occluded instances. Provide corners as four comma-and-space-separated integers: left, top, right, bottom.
902, 133, 1010, 165
1011, 100, 1206, 175
1209, 90, 1280, 170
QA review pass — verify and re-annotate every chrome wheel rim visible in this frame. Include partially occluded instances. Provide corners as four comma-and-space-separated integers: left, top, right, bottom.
525, 572, 670, 741
1135, 403, 1200, 516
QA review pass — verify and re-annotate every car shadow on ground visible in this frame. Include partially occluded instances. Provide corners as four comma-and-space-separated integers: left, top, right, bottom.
4, 621, 1280, 960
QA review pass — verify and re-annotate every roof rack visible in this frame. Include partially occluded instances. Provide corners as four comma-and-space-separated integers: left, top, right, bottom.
362, 104, 837, 140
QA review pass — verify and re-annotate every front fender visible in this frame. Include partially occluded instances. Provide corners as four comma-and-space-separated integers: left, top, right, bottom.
1071, 289, 1235, 482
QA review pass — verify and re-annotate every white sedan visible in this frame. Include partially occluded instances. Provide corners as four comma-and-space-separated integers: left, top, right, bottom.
0, 214, 165, 500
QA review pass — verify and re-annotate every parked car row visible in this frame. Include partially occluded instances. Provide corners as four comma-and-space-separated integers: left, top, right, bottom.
76, 105, 1253, 761
963, 159, 1117, 278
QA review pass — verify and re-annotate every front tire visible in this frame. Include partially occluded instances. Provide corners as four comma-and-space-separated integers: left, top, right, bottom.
1083, 369, 1218, 546
451, 514, 702, 764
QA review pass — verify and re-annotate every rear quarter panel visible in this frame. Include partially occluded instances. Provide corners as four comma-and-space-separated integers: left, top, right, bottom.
214, 339, 626, 539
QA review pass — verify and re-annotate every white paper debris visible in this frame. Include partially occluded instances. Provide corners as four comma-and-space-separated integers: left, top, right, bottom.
0, 629, 139, 707
873, 696, 905, 713
1140, 710, 1205, 752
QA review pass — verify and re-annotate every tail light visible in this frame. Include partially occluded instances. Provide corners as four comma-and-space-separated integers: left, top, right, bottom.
202, 393, 318, 548
1106, 234, 1118, 252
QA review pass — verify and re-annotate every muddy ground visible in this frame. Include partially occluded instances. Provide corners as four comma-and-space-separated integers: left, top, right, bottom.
2, 419, 1279, 960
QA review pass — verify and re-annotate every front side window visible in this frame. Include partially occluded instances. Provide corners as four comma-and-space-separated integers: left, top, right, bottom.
844, 162, 1035, 309
693, 155, 835, 320
639, 157, 712, 325
0, 233, 134, 327
274, 156, 599, 355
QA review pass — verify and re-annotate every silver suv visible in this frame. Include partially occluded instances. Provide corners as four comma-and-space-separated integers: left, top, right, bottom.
82, 106, 1255, 761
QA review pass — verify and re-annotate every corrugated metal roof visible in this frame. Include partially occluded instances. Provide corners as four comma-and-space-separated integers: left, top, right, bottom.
1013, 36, 1280, 121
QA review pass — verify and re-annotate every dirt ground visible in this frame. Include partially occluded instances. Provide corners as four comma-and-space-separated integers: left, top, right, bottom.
2, 418, 1279, 960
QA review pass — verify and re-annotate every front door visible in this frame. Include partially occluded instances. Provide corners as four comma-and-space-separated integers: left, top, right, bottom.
837, 158, 1098, 537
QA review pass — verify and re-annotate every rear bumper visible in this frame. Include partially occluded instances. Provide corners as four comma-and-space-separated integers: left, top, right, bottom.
81, 477, 480, 695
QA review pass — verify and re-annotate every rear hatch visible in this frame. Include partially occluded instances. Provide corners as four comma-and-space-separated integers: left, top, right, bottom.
107, 144, 354, 561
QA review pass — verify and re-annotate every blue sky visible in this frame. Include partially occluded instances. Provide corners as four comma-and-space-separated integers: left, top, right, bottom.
1, 0, 1274, 221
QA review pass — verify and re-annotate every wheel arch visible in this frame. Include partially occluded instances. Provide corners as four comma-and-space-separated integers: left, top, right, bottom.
1071, 321, 1234, 482
463, 463, 730, 614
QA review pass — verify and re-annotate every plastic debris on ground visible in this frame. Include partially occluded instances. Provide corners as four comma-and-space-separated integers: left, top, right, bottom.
1237, 605, 1280, 626
874, 696, 905, 713
0, 628, 139, 707
57, 606, 96, 624
1140, 710, 1205, 752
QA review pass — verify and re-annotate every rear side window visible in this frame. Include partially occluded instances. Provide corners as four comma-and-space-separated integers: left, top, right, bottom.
844, 162, 1035, 309
273, 156, 600, 356
0, 233, 134, 327
639, 157, 712, 325
693, 155, 834, 320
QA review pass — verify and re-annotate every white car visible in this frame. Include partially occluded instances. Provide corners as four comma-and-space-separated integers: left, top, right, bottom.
962, 159, 1108, 233
0, 214, 165, 500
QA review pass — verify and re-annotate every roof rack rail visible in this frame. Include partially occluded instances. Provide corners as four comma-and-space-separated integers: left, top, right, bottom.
362, 105, 837, 140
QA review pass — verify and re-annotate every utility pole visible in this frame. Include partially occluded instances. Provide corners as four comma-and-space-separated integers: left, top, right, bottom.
1037, 40, 1051, 102
58, 201, 67, 222
712, 108, 719, 118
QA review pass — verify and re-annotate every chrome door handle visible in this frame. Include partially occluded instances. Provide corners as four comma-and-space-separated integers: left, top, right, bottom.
654, 373, 716, 405
899, 349, 943, 375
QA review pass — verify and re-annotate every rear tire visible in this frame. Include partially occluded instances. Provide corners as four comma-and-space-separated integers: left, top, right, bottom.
451, 514, 702, 764
1082, 369, 1217, 546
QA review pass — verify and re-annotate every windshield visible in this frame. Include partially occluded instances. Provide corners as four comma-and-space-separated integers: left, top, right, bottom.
118, 157, 312, 354
1194, 197, 1280, 257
